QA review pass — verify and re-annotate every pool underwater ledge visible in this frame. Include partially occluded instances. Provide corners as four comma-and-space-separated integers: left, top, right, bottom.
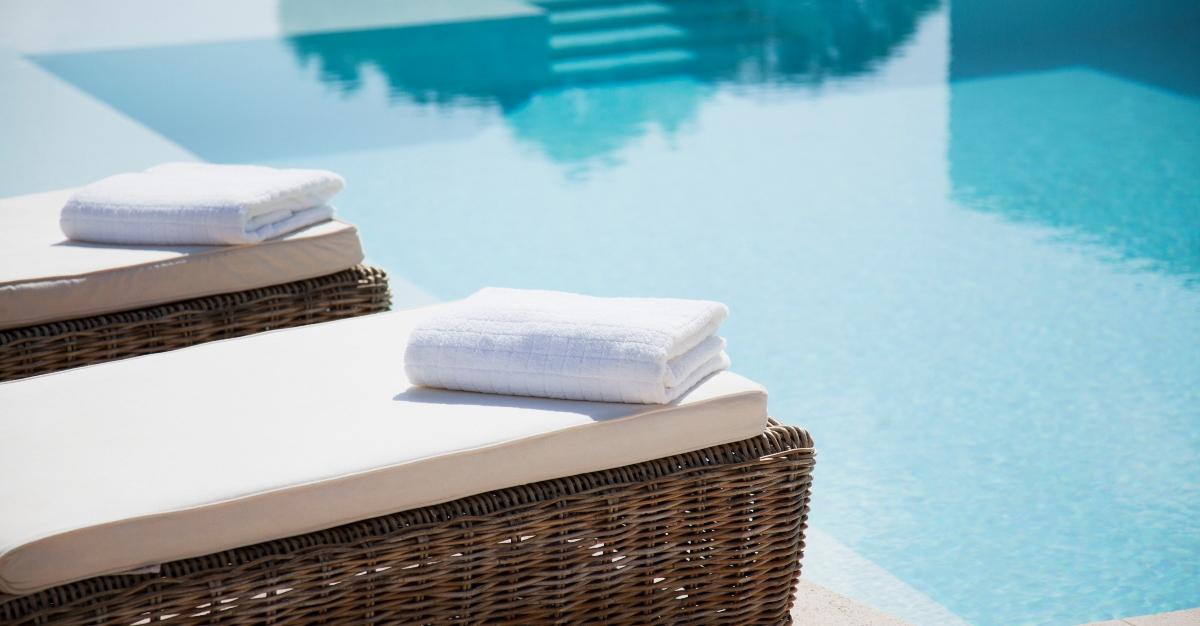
3, 0, 1200, 624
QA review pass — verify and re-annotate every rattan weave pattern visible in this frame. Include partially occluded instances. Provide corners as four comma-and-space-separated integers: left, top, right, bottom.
0, 422, 813, 625
0, 265, 390, 381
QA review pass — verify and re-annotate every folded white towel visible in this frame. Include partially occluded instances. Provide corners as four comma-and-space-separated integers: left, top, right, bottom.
60, 162, 343, 245
405, 288, 731, 404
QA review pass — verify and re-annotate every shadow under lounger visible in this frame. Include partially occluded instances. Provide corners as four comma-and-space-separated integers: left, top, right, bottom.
0, 308, 814, 625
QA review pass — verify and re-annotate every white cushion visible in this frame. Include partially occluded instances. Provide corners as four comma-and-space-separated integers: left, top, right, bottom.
0, 305, 768, 595
0, 188, 365, 330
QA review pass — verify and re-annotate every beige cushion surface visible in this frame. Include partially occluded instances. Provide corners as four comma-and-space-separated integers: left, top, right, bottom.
0, 305, 769, 595
0, 188, 365, 330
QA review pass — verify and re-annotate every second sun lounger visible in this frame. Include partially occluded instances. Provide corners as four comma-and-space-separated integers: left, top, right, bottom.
0, 189, 390, 381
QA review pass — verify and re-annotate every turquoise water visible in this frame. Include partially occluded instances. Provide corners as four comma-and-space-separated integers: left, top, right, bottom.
31, 1, 1200, 624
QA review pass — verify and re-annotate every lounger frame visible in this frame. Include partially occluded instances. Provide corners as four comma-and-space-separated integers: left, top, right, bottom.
0, 422, 814, 625
0, 265, 391, 381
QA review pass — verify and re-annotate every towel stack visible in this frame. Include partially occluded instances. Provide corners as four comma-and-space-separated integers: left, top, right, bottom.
60, 163, 344, 246
405, 288, 731, 404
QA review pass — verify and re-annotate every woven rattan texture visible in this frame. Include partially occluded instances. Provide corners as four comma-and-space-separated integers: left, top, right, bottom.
0, 422, 813, 625
0, 265, 390, 381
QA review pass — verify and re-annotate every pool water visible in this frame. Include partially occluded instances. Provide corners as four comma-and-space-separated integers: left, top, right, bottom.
29, 0, 1200, 624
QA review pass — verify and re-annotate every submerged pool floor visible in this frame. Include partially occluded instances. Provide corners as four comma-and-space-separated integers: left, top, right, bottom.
7, 0, 1200, 624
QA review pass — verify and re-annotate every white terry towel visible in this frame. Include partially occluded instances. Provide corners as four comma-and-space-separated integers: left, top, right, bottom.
60, 162, 343, 245
405, 288, 731, 404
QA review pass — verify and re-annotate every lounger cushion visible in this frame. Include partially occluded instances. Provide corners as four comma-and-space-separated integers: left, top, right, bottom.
0, 188, 365, 331
0, 306, 769, 595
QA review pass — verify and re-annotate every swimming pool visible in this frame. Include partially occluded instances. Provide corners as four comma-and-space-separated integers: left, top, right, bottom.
21, 0, 1200, 623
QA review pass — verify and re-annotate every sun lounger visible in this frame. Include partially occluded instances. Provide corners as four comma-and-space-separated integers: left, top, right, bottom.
0, 306, 814, 625
0, 189, 390, 381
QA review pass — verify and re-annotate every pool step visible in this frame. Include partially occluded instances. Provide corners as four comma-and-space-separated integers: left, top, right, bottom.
551, 47, 698, 82
548, 1, 750, 33
551, 23, 688, 57
539, 0, 766, 83
530, 0, 661, 10
551, 20, 769, 59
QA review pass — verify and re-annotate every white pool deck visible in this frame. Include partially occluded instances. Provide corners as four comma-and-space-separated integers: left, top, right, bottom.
1, 2, 1195, 625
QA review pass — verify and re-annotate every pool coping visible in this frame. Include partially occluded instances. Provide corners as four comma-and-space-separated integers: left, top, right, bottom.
792, 579, 915, 625
1079, 607, 1200, 626
0, 0, 544, 54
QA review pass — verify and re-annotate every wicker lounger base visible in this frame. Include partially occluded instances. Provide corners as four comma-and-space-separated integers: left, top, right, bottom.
0, 265, 390, 382
0, 422, 814, 626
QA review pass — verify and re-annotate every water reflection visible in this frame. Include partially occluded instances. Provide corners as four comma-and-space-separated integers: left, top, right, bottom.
744, 0, 939, 81
282, 0, 940, 92
506, 78, 717, 172
285, 15, 547, 107
950, 70, 1200, 279
280, 0, 940, 167
948, 0, 1200, 279
950, 0, 1200, 97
